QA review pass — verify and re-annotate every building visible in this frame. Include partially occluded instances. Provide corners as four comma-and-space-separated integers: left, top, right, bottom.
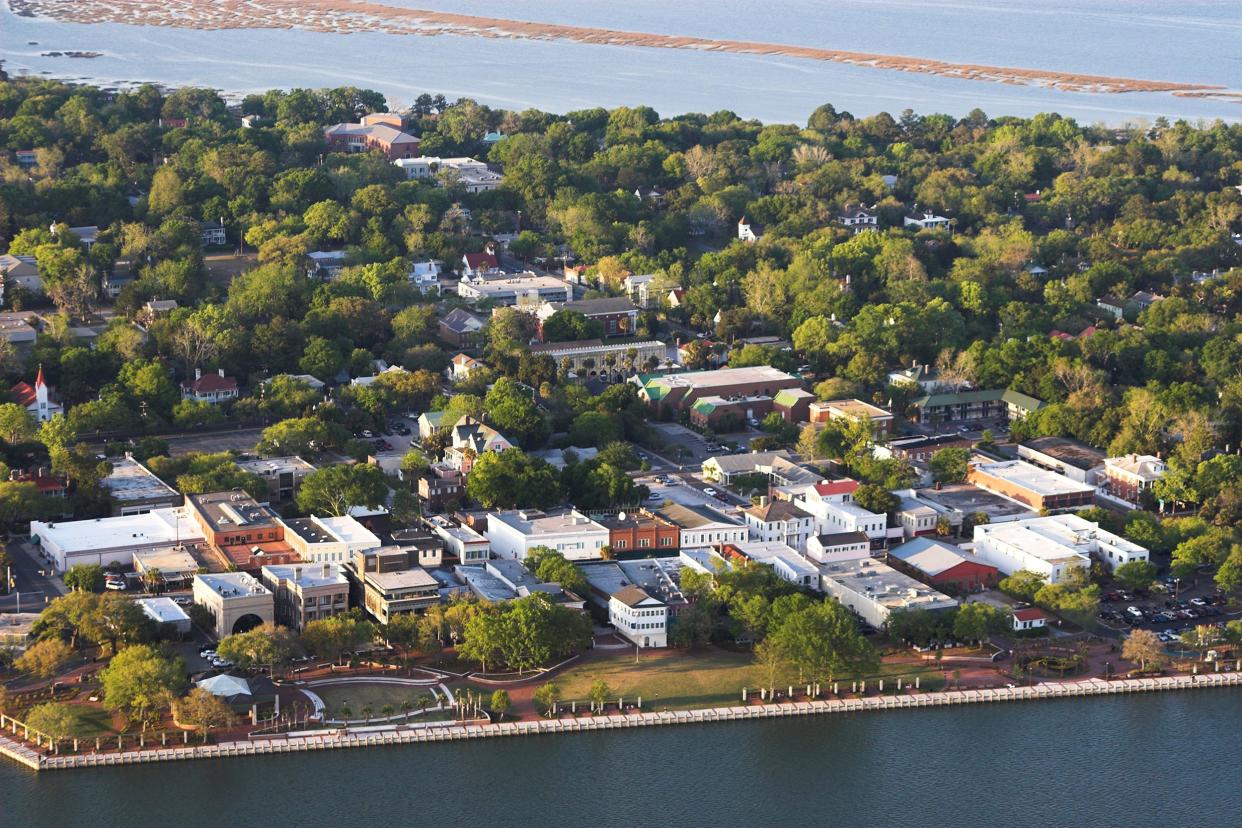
0, 315, 37, 351
10, 366, 63, 422
260, 563, 350, 631
818, 557, 957, 629
1101, 454, 1167, 506
609, 586, 668, 648
393, 156, 502, 192
722, 540, 819, 590
743, 497, 815, 552
455, 561, 583, 608
0, 254, 44, 299
635, 366, 802, 417
809, 398, 894, 436
689, 394, 773, 431
878, 434, 973, 466
132, 546, 200, 590
460, 250, 501, 279
439, 308, 487, 350
426, 514, 490, 564
101, 455, 181, 515
234, 456, 316, 501
967, 459, 1095, 513
417, 465, 464, 511
1096, 295, 1126, 321
903, 211, 951, 231
187, 491, 296, 571
909, 389, 1044, 426
703, 451, 823, 488
893, 492, 941, 539
381, 527, 445, 569
1018, 437, 1106, 485
325, 114, 420, 159
283, 515, 381, 564
737, 217, 762, 243
1012, 606, 1048, 632
443, 416, 513, 474
417, 411, 447, 441
772, 388, 816, 423
136, 597, 192, 636
838, 205, 878, 233
181, 368, 239, 404
31, 507, 205, 572
0, 613, 40, 651
792, 480, 888, 550
199, 220, 227, 247
905, 483, 1038, 530
888, 538, 1000, 593
347, 551, 440, 623
623, 273, 657, 308
536, 297, 640, 339
530, 338, 667, 383
192, 572, 274, 639
805, 531, 871, 564
485, 509, 610, 561
306, 250, 348, 280
409, 260, 442, 294
11, 467, 67, 501
447, 353, 485, 382
597, 510, 680, 554
457, 273, 571, 305
654, 502, 747, 550
972, 514, 1149, 582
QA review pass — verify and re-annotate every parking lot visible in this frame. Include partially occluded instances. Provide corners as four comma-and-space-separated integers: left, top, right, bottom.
1096, 579, 1237, 645
637, 472, 747, 512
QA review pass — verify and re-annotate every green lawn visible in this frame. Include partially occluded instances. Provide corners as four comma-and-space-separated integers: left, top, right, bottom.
313, 682, 441, 718
64, 706, 114, 739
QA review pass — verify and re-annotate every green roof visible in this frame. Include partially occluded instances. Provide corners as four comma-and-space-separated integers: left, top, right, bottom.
1001, 389, 1044, 411
691, 399, 717, 415
912, 388, 1043, 410
773, 388, 812, 406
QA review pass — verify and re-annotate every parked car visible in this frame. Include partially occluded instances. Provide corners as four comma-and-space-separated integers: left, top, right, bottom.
1125, 606, 1143, 618
703, 488, 718, 497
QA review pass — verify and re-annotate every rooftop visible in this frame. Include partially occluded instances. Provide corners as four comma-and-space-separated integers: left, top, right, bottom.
101, 456, 180, 503
889, 538, 989, 577
655, 502, 742, 530
235, 456, 316, 478
133, 546, 199, 575
971, 460, 1096, 497
32, 508, 205, 552
728, 540, 819, 580
136, 597, 190, 626
195, 572, 271, 600
745, 499, 812, 524
189, 491, 280, 531
913, 483, 1037, 521
815, 531, 871, 547
612, 584, 663, 608
1021, 437, 1106, 471
820, 557, 957, 613
976, 514, 1146, 562
261, 563, 349, 589
490, 509, 608, 537
647, 365, 798, 390
365, 567, 440, 592
818, 398, 892, 419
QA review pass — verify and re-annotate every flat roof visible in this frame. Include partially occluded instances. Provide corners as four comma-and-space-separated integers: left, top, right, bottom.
133, 547, 199, 574
235, 456, 316, 476
1020, 437, 1106, 471
32, 508, 205, 552
730, 540, 819, 579
195, 572, 271, 599
655, 502, 741, 530
455, 565, 515, 601
650, 365, 798, 390
261, 563, 348, 589
490, 509, 608, 537
366, 568, 439, 591
189, 491, 280, 530
976, 514, 1145, 560
914, 483, 1038, 521
136, 597, 191, 625
972, 460, 1096, 497
101, 456, 180, 502
318, 515, 381, 546
819, 557, 957, 612
820, 399, 892, 419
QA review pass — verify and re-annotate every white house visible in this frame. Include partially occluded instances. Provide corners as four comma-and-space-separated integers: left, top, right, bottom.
394, 156, 503, 193
443, 416, 513, 473
742, 497, 815, 553
1012, 606, 1047, 632
409, 260, 441, 294
655, 503, 747, 550
282, 514, 381, 564
181, 368, 239, 404
623, 273, 657, 308
972, 513, 1149, 582
609, 585, 667, 648
794, 480, 887, 548
726, 540, 819, 590
446, 353, 484, 382
485, 509, 609, 562
737, 217, 762, 243
837, 205, 878, 233
805, 531, 871, 564
903, 211, 951, 231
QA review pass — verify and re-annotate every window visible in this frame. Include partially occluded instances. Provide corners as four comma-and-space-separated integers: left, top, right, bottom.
639, 538, 650, 548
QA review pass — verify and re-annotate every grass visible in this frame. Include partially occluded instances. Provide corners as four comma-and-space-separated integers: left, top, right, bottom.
313, 682, 440, 717
63, 705, 114, 739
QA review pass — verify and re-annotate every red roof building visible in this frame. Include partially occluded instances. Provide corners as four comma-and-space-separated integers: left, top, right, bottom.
10, 365, 63, 422
181, 368, 239, 404
1013, 606, 1047, 631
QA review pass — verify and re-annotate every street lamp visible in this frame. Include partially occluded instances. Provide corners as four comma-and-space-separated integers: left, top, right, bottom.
1173, 577, 1181, 601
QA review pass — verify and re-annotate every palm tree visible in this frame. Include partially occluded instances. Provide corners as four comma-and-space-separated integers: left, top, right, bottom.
361, 704, 373, 724
339, 703, 352, 721
381, 703, 394, 721
400, 699, 413, 721
417, 694, 432, 715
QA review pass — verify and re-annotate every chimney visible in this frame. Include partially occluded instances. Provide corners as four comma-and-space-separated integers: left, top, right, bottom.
195, 367, 202, 380
218, 368, 225, 377
322, 563, 330, 580
294, 566, 302, 582
758, 495, 768, 507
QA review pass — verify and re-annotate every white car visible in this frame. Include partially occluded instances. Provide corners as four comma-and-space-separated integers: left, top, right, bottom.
1125, 606, 1143, 618
703, 488, 718, 497
211, 657, 234, 669
104, 579, 127, 591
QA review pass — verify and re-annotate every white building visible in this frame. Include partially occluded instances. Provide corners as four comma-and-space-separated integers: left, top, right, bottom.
485, 509, 609, 562
456, 272, 571, 306
426, 515, 490, 565
394, 156, 503, 193
409, 260, 441, 294
742, 498, 815, 553
655, 503, 747, 550
972, 513, 1149, 583
31, 507, 205, 573
794, 480, 887, 547
260, 563, 350, 631
818, 557, 957, 629
726, 540, 819, 590
903, 211, 951, 231
136, 597, 192, 636
283, 514, 381, 564
608, 585, 668, 648
805, 531, 872, 564
192, 572, 274, 640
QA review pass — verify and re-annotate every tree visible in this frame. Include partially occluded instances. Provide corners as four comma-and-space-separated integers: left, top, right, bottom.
999, 570, 1046, 603
483, 378, 549, 448
952, 602, 1003, 644
32, 591, 101, 649
489, 689, 511, 721
25, 702, 77, 743
532, 681, 560, 716
752, 637, 788, 689
1121, 629, 1166, 672
296, 463, 389, 516
257, 417, 339, 456
86, 592, 154, 654
99, 644, 187, 730
174, 686, 236, 743
465, 449, 560, 509
15, 637, 74, 678
1113, 560, 1158, 592
63, 564, 105, 593
588, 679, 611, 711
928, 448, 970, 484
525, 547, 588, 596
215, 623, 297, 675
302, 614, 376, 664
853, 484, 898, 516
0, 403, 36, 445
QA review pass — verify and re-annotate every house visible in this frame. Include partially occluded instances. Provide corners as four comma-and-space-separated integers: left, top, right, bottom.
792, 479, 888, 550
635, 366, 803, 418
772, 388, 816, 423
742, 497, 816, 552
1017, 437, 1106, 485
805, 531, 871, 564
63, 225, 99, 250
439, 308, 487, 349
1096, 295, 1126, 321
457, 273, 570, 306
282, 514, 381, 565
809, 398, 894, 436
461, 249, 501, 280
892, 492, 942, 539
14, 150, 38, 168
393, 156, 502, 192
199, 220, 227, 247
1101, 454, 1167, 506
0, 254, 44, 299
11, 467, 68, 500
967, 459, 1095, 513
819, 557, 957, 629
702, 450, 822, 488
455, 560, 583, 608
903, 211, 951, 231
417, 464, 464, 511
181, 368, 239, 404
31, 507, 205, 573
192, 572, 274, 639
485, 509, 610, 561
838, 205, 878, 233
623, 273, 657, 308
1012, 606, 1047, 632
737, 217, 763, 243
609, 586, 668, 648
10, 366, 63, 422
417, 411, 447, 441
877, 434, 973, 466
187, 491, 297, 571
887, 363, 956, 394
721, 540, 819, 590
426, 514, 489, 564
325, 115, 420, 159
260, 563, 350, 631
447, 353, 484, 382
973, 514, 1149, 582
136, 597, 192, 636
0, 314, 37, 351
633, 185, 667, 205
379, 527, 445, 569
909, 389, 1043, 426
536, 297, 639, 339
307, 251, 348, 280
888, 538, 1000, 593
654, 502, 747, 550
443, 416, 513, 474
409, 260, 441, 294
101, 455, 182, 515
142, 299, 179, 321
597, 510, 680, 554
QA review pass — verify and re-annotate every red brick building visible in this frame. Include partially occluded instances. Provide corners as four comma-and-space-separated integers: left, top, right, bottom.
324, 113, 420, 160
889, 538, 1000, 594
598, 510, 680, 554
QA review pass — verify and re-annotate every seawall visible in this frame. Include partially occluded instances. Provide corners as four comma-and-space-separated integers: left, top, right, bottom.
4, 671, 1240, 772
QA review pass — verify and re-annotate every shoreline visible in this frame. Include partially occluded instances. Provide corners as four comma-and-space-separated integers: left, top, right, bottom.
8, 0, 1241, 105
4, 671, 1239, 773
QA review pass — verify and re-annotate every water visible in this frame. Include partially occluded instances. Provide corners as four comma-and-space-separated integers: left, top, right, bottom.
2, 689, 1239, 827
1, 0, 1240, 123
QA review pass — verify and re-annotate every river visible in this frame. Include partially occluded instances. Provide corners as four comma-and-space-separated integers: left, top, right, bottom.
2, 0, 1240, 123
2, 689, 1238, 827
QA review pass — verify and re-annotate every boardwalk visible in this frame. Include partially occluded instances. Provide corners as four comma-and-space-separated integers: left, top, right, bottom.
4, 672, 1240, 772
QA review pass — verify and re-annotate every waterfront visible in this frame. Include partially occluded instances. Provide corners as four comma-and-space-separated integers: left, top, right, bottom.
3, 689, 1239, 827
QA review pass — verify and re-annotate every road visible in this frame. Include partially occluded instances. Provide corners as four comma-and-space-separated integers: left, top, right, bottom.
1, 538, 66, 614
88, 426, 266, 458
